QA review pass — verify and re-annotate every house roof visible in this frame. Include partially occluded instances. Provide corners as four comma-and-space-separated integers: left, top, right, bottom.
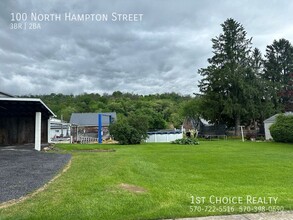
70, 112, 116, 126
264, 112, 293, 123
0, 97, 56, 117
200, 118, 213, 126
0, 91, 14, 98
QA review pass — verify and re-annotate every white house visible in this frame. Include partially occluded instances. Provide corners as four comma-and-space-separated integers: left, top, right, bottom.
49, 118, 71, 143
264, 112, 293, 140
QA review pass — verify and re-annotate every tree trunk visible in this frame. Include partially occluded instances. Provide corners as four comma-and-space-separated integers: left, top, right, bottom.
235, 115, 241, 136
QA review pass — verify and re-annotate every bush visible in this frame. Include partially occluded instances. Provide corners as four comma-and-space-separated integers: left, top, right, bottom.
109, 115, 149, 145
245, 132, 257, 141
256, 135, 265, 141
270, 115, 293, 143
172, 138, 199, 145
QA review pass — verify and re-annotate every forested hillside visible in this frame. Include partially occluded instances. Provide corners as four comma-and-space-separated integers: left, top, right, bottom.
24, 92, 193, 130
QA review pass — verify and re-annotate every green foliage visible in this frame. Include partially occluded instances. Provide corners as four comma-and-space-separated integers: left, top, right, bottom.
135, 109, 167, 130
198, 18, 254, 135
181, 98, 202, 120
24, 92, 190, 130
264, 39, 293, 112
197, 18, 293, 134
270, 115, 293, 143
109, 115, 149, 144
172, 138, 199, 145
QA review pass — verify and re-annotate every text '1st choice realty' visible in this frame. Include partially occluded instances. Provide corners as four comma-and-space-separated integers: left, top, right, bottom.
189, 195, 284, 214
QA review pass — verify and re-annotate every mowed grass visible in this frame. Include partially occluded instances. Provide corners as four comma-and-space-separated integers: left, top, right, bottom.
1, 141, 293, 219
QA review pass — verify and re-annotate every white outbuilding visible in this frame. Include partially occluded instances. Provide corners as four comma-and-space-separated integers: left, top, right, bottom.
264, 112, 293, 140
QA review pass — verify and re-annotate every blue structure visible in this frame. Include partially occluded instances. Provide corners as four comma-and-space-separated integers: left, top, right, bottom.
70, 112, 116, 143
98, 114, 102, 144
98, 113, 114, 144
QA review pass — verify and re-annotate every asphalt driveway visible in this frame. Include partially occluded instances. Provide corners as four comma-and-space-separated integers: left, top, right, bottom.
0, 145, 71, 203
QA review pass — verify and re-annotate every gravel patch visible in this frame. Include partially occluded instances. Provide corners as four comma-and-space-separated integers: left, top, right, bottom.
0, 148, 71, 203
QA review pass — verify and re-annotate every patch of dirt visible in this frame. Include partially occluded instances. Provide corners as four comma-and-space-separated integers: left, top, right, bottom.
44, 144, 116, 153
119, 183, 147, 194
43, 144, 60, 152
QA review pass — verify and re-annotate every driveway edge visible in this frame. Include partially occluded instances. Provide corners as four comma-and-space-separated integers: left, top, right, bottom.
0, 158, 72, 209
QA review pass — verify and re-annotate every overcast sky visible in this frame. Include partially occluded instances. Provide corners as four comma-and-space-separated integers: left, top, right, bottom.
0, 0, 293, 96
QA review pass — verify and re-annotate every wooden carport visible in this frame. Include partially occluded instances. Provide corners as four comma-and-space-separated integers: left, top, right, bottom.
0, 97, 56, 151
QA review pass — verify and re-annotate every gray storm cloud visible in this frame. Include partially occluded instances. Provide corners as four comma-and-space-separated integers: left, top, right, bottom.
0, 0, 293, 95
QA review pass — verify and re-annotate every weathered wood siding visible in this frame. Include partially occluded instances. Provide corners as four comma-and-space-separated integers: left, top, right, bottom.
0, 116, 48, 145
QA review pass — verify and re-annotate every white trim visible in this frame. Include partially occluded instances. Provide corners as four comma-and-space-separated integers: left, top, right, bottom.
35, 112, 42, 151
48, 117, 51, 143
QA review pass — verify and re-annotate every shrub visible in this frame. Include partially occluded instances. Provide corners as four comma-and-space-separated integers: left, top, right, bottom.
109, 115, 149, 145
172, 138, 199, 145
245, 132, 257, 141
256, 136, 265, 141
269, 115, 293, 143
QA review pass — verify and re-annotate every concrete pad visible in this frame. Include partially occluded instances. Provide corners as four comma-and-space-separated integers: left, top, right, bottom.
164, 211, 293, 220
243, 211, 293, 220
175, 215, 247, 220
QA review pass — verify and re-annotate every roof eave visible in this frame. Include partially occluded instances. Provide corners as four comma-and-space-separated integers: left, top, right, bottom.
0, 97, 56, 117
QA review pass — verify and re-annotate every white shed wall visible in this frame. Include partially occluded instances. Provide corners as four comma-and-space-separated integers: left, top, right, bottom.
264, 122, 274, 140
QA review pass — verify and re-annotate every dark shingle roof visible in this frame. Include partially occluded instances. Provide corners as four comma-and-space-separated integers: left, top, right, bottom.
70, 112, 116, 126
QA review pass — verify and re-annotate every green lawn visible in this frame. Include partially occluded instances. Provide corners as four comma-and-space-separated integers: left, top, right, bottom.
1, 141, 293, 219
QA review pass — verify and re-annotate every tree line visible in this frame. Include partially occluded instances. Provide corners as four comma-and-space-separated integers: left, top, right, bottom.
25, 92, 193, 130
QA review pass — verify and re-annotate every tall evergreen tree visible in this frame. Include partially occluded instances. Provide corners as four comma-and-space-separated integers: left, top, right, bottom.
263, 38, 293, 112
280, 72, 293, 111
247, 48, 274, 131
251, 48, 263, 76
198, 18, 253, 135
